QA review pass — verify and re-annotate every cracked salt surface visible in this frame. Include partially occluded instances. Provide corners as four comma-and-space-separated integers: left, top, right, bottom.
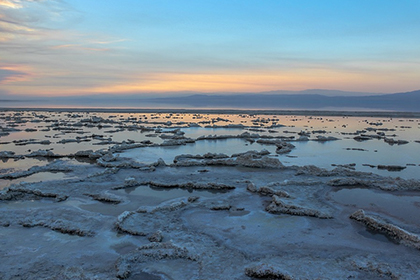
1, 109, 420, 279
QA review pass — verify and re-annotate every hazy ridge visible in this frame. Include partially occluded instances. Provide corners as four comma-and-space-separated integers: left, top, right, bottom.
145, 89, 420, 111
1, 89, 420, 111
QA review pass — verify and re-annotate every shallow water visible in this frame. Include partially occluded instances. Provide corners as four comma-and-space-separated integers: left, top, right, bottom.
1, 110, 420, 182
330, 188, 420, 227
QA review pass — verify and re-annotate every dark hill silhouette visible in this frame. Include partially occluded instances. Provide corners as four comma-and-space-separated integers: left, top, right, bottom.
2, 89, 420, 112
146, 90, 420, 111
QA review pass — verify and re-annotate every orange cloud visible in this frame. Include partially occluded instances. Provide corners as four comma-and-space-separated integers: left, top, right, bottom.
85, 69, 383, 94
3, 66, 418, 97
50, 44, 109, 52
0, 0, 22, 9
0, 0, 45, 9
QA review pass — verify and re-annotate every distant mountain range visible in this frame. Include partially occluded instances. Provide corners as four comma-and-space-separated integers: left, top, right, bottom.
1, 89, 420, 111
144, 89, 420, 111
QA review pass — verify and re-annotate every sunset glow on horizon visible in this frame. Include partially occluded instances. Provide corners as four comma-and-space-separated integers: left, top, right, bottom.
1, 0, 420, 97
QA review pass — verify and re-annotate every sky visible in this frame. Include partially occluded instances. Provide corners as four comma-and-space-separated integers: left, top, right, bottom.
1, 0, 420, 97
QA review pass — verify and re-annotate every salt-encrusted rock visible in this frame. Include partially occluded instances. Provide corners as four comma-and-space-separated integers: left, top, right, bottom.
315, 135, 340, 141
354, 135, 372, 141
331, 163, 356, 170
0, 126, 20, 133
384, 138, 409, 145
256, 139, 284, 145
81, 116, 105, 123
0, 151, 23, 159
159, 133, 184, 139
205, 124, 246, 129
20, 219, 95, 237
245, 263, 294, 280
296, 135, 309, 141
147, 181, 235, 191
160, 138, 195, 146
236, 154, 284, 169
298, 130, 311, 137
275, 141, 295, 154
295, 165, 328, 176
328, 177, 372, 187
313, 130, 328, 134
152, 158, 167, 167
258, 185, 290, 198
173, 154, 204, 163
350, 258, 401, 280
0, 207, 99, 237
203, 152, 229, 159
172, 150, 283, 169
123, 177, 141, 188
394, 179, 420, 191
57, 138, 78, 144
24, 128, 37, 132
148, 230, 163, 242
266, 195, 332, 219
247, 182, 258, 193
377, 165, 406, 171
89, 150, 107, 159
210, 204, 232, 211
151, 199, 188, 213
231, 149, 270, 158
350, 209, 420, 250
13, 139, 52, 146
1, 184, 68, 202
116, 198, 189, 237
100, 151, 118, 162
187, 196, 199, 203
295, 165, 371, 177
115, 242, 196, 279
109, 142, 145, 152
84, 192, 122, 204
255, 139, 295, 154
96, 157, 154, 170
197, 134, 231, 140
346, 147, 368, 151
115, 210, 146, 236
74, 149, 94, 157
329, 177, 420, 191
26, 149, 63, 158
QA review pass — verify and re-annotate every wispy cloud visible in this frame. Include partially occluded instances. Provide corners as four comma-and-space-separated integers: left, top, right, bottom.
0, 0, 129, 96
0, 0, 67, 42
50, 44, 110, 52
82, 70, 373, 94
0, 64, 32, 84
1, 1, 419, 97
0, 0, 24, 9
92, 39, 128, 45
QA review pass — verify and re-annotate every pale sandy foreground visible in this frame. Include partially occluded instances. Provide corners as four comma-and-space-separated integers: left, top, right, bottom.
1, 109, 420, 279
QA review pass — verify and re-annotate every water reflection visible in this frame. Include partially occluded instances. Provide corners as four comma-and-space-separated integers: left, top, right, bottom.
1, 110, 420, 180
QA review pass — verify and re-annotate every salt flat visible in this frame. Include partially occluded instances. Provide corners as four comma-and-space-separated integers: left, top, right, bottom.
1, 109, 420, 279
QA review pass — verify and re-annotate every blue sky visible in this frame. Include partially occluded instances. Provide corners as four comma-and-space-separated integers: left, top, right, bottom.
1, 0, 420, 96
